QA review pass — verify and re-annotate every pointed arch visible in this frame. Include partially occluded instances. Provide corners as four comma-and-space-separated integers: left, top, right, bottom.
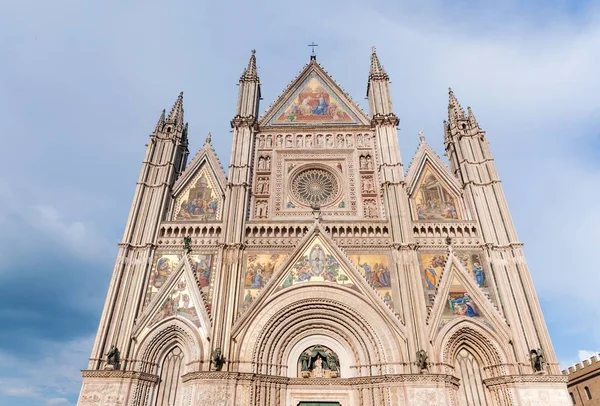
134, 317, 207, 375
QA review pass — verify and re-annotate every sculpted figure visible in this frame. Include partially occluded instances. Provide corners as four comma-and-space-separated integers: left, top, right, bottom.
212, 348, 225, 371
105, 345, 120, 370
530, 349, 545, 373
416, 349, 428, 371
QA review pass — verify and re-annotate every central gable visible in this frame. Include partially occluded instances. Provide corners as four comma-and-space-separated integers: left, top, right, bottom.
260, 62, 370, 127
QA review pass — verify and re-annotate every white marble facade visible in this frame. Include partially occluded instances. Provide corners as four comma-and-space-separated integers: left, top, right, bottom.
77, 49, 569, 405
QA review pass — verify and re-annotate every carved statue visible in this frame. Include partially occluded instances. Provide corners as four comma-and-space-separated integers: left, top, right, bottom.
300, 352, 310, 371
327, 353, 339, 372
416, 349, 428, 371
183, 236, 192, 254
212, 348, 225, 371
105, 345, 120, 370
530, 349, 545, 373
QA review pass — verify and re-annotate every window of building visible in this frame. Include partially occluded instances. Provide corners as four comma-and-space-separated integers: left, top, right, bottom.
585, 386, 592, 400
570, 392, 576, 404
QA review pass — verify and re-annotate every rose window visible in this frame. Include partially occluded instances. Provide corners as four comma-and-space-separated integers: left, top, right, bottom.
291, 168, 340, 207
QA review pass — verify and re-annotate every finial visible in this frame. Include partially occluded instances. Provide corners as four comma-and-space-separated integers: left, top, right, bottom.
205, 132, 212, 144
369, 46, 388, 80
418, 130, 425, 143
447, 87, 465, 119
241, 49, 258, 81
166, 92, 184, 127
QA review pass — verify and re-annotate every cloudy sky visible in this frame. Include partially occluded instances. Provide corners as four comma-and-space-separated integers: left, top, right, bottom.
0, 0, 599, 404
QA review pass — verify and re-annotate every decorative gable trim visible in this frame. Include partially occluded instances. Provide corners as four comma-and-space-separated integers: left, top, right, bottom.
259, 61, 370, 127
426, 251, 509, 342
132, 254, 212, 340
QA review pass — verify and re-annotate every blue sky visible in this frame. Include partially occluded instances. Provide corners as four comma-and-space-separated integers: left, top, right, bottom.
0, 0, 599, 404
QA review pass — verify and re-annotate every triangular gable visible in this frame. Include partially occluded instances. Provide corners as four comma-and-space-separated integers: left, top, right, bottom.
406, 143, 465, 221
170, 142, 226, 222
259, 61, 370, 127
232, 224, 404, 336
133, 254, 212, 340
426, 252, 507, 341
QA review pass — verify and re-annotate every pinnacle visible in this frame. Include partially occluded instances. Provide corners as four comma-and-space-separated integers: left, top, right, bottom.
154, 109, 166, 132
369, 46, 388, 80
167, 91, 184, 126
241, 49, 258, 81
448, 87, 465, 119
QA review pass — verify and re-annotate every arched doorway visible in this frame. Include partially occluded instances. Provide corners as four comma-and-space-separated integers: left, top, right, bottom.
455, 348, 488, 406
154, 346, 185, 406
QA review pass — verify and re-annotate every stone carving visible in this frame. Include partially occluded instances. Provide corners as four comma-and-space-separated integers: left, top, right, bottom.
530, 349, 546, 373
257, 155, 271, 171
258, 135, 265, 148
361, 175, 375, 194
276, 134, 283, 147
364, 199, 378, 218
416, 349, 429, 372
212, 348, 225, 371
518, 388, 571, 406
255, 176, 270, 194
360, 154, 373, 170
291, 168, 340, 207
298, 345, 340, 378
406, 388, 447, 406
195, 384, 232, 405
105, 345, 120, 370
255, 200, 269, 218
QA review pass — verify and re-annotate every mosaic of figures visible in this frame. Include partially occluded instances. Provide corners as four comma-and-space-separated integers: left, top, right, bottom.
272, 75, 357, 125
349, 254, 393, 307
258, 132, 373, 150
146, 253, 214, 311
419, 252, 487, 300
241, 254, 287, 313
281, 241, 354, 288
412, 167, 460, 221
174, 170, 220, 221
438, 275, 492, 332
298, 345, 340, 378
150, 276, 201, 328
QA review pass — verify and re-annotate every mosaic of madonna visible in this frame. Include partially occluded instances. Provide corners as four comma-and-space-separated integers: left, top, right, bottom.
174, 171, 219, 221
281, 241, 354, 289
241, 253, 287, 313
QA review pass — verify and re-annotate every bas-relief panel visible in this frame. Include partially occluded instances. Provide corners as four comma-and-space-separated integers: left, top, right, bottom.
150, 275, 201, 328
271, 74, 358, 125
412, 166, 460, 221
349, 254, 393, 306
240, 253, 287, 313
517, 388, 571, 406
173, 169, 220, 221
280, 240, 354, 289
406, 388, 447, 406
79, 382, 127, 405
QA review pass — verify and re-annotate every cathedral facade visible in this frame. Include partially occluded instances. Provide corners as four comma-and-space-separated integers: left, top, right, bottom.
77, 49, 570, 406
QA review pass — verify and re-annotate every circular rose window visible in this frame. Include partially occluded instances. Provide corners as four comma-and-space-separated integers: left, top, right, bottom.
291, 168, 340, 207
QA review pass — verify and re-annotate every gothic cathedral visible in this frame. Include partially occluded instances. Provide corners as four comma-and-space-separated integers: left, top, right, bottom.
77, 49, 570, 406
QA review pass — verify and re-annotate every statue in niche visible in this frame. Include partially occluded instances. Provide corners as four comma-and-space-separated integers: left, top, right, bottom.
212, 348, 225, 371
364, 133, 371, 147
530, 348, 546, 373
105, 345, 120, 370
326, 134, 333, 147
276, 134, 283, 147
266, 135, 273, 147
258, 135, 265, 148
298, 345, 340, 378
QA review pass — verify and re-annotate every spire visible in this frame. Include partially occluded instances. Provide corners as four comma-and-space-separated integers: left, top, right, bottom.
240, 49, 258, 81
166, 91, 184, 127
369, 46, 389, 81
154, 109, 166, 133
448, 88, 466, 120
467, 106, 479, 127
